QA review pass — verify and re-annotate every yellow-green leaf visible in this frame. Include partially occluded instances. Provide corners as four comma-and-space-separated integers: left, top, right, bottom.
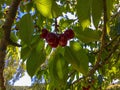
34, 0, 61, 18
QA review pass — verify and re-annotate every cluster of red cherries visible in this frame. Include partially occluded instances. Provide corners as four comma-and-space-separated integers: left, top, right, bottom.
40, 28, 74, 48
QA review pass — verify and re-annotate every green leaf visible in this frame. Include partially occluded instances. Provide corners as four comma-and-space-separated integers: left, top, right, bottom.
0, 0, 4, 5
56, 53, 68, 80
49, 47, 68, 89
21, 45, 31, 62
60, 19, 74, 29
92, 0, 103, 28
26, 41, 46, 77
87, 53, 95, 64
0, 11, 3, 18
34, 0, 62, 18
36, 13, 45, 27
49, 50, 59, 83
21, 36, 44, 62
76, 0, 91, 29
64, 42, 89, 75
19, 14, 34, 45
26, 2, 33, 12
10, 32, 18, 43
45, 44, 52, 56
74, 27, 101, 43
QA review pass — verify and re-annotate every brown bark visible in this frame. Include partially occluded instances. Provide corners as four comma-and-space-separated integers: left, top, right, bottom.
0, 0, 21, 90
88, 0, 108, 76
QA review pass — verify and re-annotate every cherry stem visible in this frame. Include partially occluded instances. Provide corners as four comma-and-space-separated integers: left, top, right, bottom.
55, 18, 59, 33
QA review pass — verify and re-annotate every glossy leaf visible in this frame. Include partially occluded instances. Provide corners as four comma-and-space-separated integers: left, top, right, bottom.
64, 42, 89, 75
76, 0, 91, 29
34, 0, 61, 18
18, 14, 34, 45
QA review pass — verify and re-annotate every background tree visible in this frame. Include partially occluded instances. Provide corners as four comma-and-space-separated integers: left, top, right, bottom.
0, 0, 120, 90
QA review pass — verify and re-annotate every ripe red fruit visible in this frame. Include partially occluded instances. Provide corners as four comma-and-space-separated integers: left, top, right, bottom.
46, 33, 59, 48
64, 29, 74, 39
82, 86, 90, 90
49, 42, 58, 48
40, 28, 49, 38
59, 34, 68, 47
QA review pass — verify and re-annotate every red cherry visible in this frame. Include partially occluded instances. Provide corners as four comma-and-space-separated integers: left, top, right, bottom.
40, 28, 49, 38
46, 33, 59, 48
82, 86, 90, 90
64, 29, 74, 39
49, 42, 58, 48
59, 34, 68, 47
87, 85, 90, 89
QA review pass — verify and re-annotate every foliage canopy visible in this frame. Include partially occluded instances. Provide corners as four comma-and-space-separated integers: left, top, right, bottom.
0, 0, 120, 90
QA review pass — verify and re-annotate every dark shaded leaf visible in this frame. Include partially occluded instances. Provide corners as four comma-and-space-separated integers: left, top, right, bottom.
64, 42, 89, 75
74, 27, 101, 43
19, 14, 34, 45
76, 0, 91, 29
92, 0, 103, 28
26, 40, 46, 77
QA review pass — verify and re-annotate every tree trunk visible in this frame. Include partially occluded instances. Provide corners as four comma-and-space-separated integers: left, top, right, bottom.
0, 39, 7, 90
0, 0, 21, 90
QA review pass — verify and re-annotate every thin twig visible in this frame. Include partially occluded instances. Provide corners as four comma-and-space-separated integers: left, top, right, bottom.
68, 70, 76, 78
93, 35, 120, 55
102, 38, 120, 65
8, 39, 22, 47
72, 77, 84, 85
55, 18, 59, 33
104, 35, 119, 48
110, 11, 120, 21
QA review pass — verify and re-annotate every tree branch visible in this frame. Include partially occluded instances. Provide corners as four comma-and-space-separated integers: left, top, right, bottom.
2, 0, 22, 47
8, 39, 22, 47
110, 11, 120, 21
0, 0, 21, 90
71, 38, 120, 85
71, 0, 112, 85
101, 38, 120, 66
88, 0, 108, 76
